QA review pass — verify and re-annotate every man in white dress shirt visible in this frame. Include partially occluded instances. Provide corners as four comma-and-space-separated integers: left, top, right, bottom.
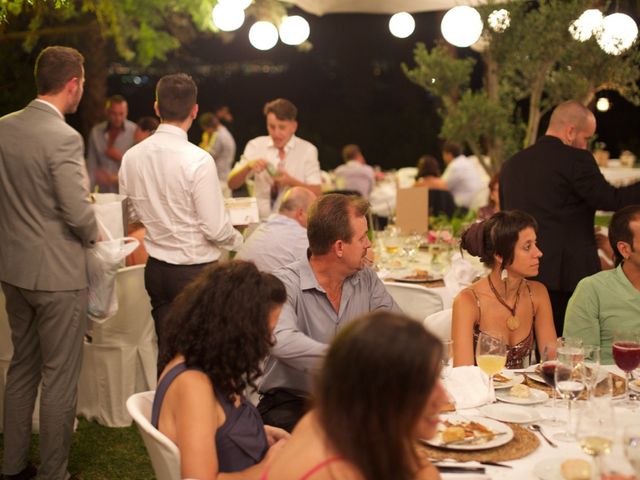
227, 98, 322, 220
441, 142, 483, 209
119, 74, 243, 343
236, 187, 316, 272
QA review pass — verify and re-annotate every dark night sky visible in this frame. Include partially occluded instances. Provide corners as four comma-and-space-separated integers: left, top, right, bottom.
108, 8, 640, 171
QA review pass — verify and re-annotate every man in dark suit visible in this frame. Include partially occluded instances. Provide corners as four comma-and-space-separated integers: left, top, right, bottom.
501, 100, 640, 334
0, 46, 98, 480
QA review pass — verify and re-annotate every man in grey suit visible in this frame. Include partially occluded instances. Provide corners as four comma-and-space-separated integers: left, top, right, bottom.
0, 46, 97, 480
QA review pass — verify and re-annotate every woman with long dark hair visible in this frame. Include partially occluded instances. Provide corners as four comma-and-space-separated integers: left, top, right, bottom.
152, 260, 289, 480
261, 311, 447, 480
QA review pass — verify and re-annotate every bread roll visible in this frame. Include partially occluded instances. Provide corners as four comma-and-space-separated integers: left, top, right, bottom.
560, 459, 592, 480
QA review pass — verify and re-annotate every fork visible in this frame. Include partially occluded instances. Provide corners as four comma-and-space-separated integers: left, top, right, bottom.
528, 423, 557, 448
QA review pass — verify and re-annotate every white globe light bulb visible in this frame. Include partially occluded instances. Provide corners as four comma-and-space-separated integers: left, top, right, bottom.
279, 15, 310, 46
441, 6, 483, 48
569, 9, 603, 42
597, 13, 638, 55
212, 3, 245, 32
249, 21, 279, 51
596, 98, 611, 112
389, 12, 415, 39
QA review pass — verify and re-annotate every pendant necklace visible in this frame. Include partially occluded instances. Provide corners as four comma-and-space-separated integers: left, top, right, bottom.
487, 275, 523, 331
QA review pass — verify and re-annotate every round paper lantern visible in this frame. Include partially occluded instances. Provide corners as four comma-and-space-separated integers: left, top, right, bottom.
597, 13, 638, 55
279, 15, 310, 45
249, 21, 279, 51
212, 3, 245, 32
569, 9, 603, 42
488, 9, 510, 33
389, 12, 415, 39
441, 6, 483, 48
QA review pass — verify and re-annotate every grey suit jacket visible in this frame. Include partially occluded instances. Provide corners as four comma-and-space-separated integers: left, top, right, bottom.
0, 100, 98, 291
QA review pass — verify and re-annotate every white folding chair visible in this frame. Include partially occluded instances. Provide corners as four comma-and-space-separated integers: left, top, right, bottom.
383, 282, 444, 321
423, 308, 452, 342
126, 392, 180, 480
77, 265, 158, 426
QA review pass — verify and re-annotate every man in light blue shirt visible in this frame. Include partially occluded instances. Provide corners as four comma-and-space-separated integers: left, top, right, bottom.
257, 194, 400, 431
564, 205, 640, 363
236, 187, 316, 273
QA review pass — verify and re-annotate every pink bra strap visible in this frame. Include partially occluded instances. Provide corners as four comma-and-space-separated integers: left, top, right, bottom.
300, 456, 342, 480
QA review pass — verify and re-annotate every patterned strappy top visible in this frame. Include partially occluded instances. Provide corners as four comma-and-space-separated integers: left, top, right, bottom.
469, 281, 536, 369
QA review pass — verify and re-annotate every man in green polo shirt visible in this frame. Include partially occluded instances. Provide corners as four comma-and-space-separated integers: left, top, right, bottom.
564, 205, 640, 364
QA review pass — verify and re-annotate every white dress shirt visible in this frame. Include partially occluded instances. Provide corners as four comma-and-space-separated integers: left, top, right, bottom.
442, 155, 484, 208
235, 214, 309, 273
334, 160, 375, 197
233, 135, 321, 220
119, 123, 242, 265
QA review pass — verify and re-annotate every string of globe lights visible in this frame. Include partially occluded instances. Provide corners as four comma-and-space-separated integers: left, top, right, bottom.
388, 5, 638, 56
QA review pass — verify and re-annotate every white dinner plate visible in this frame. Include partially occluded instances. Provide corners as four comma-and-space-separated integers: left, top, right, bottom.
526, 372, 548, 385
629, 379, 640, 393
496, 387, 549, 405
423, 414, 514, 451
493, 371, 525, 389
479, 403, 540, 424
533, 457, 592, 480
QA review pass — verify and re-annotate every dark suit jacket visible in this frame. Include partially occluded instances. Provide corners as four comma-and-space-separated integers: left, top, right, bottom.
0, 100, 97, 291
500, 135, 640, 292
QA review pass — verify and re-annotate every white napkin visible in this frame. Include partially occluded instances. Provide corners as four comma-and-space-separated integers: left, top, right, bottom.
444, 366, 495, 408
444, 252, 482, 297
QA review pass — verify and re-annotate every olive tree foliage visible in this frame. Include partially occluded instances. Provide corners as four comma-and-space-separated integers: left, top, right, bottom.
403, 0, 640, 174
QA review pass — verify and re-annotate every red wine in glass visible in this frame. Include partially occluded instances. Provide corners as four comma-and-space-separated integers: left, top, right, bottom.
542, 361, 558, 387
612, 342, 640, 372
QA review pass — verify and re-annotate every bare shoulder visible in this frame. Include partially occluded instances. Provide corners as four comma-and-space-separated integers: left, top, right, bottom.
526, 280, 550, 299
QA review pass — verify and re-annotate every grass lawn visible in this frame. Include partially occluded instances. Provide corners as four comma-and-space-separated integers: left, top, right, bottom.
0, 418, 155, 479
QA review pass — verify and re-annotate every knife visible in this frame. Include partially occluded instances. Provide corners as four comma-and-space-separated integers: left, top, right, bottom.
436, 465, 486, 474
442, 431, 509, 446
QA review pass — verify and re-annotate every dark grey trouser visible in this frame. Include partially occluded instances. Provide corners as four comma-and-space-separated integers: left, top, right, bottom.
2, 282, 86, 480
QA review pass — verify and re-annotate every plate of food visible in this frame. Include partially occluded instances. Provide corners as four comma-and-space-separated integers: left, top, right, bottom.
393, 269, 443, 283
493, 371, 525, 389
479, 403, 541, 424
496, 384, 549, 405
422, 414, 514, 451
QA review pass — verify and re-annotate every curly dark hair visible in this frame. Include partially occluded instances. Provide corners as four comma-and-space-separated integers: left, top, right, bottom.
315, 311, 442, 480
158, 261, 286, 400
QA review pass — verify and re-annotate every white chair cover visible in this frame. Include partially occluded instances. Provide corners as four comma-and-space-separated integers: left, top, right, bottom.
396, 167, 418, 189
77, 265, 158, 427
127, 391, 180, 480
423, 308, 452, 342
383, 282, 444, 321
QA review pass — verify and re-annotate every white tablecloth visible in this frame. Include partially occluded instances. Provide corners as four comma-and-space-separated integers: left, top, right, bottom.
601, 166, 640, 187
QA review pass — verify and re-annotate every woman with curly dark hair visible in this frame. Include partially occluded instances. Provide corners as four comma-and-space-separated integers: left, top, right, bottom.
260, 311, 448, 480
151, 260, 289, 479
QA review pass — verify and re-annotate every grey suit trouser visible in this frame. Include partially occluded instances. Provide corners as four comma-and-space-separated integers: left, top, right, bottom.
1, 282, 87, 480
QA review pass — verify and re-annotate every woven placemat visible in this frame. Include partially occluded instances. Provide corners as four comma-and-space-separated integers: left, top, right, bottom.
525, 373, 626, 399
419, 423, 539, 462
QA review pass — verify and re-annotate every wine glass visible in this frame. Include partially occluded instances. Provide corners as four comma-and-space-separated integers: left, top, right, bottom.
583, 345, 601, 399
554, 353, 586, 442
624, 421, 640, 477
475, 332, 507, 404
577, 400, 616, 479
540, 344, 564, 426
612, 331, 640, 408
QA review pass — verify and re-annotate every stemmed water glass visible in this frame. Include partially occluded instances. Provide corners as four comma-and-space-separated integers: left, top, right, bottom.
624, 421, 640, 477
612, 331, 640, 408
475, 332, 507, 404
582, 345, 601, 399
441, 339, 453, 381
554, 351, 586, 442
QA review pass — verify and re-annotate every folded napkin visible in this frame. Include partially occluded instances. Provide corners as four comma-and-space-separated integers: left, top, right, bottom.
444, 366, 495, 409
444, 252, 483, 298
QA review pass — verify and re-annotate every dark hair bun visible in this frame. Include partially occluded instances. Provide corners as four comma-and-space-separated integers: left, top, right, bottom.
460, 221, 486, 258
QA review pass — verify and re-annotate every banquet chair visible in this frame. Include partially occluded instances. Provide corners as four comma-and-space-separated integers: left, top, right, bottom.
383, 282, 444, 321
423, 308, 452, 342
77, 265, 158, 427
127, 391, 180, 480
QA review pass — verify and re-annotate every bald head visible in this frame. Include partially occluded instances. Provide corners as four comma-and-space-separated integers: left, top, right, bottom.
279, 187, 317, 228
546, 100, 596, 150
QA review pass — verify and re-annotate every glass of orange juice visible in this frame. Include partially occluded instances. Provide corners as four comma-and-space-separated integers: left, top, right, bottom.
475, 331, 507, 403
